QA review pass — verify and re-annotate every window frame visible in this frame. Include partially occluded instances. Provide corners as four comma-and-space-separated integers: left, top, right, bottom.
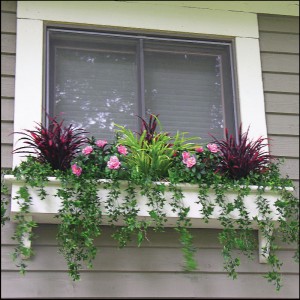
13, 2, 268, 167
45, 27, 238, 140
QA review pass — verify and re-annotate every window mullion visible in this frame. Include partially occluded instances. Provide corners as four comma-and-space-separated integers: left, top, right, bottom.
137, 39, 145, 129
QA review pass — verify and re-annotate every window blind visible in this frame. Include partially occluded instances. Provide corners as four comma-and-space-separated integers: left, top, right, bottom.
144, 41, 225, 141
51, 34, 138, 142
48, 29, 236, 143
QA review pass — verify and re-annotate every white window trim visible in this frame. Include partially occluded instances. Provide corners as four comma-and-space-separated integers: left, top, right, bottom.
13, 1, 267, 167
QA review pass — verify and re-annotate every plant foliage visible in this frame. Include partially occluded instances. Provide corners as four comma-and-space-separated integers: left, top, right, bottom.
1, 115, 298, 291
13, 115, 87, 171
211, 125, 272, 180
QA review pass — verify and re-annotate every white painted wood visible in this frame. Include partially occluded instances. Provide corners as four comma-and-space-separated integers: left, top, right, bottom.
13, 19, 43, 168
258, 226, 273, 263
129, 1, 300, 17
17, 1, 259, 38
235, 37, 268, 142
4, 175, 294, 263
5, 176, 291, 226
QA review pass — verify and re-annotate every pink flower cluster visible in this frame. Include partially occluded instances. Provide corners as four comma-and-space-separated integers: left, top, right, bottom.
207, 143, 219, 153
82, 145, 93, 155
195, 146, 204, 153
71, 164, 82, 176
182, 151, 196, 168
96, 140, 107, 148
117, 145, 128, 155
107, 156, 121, 170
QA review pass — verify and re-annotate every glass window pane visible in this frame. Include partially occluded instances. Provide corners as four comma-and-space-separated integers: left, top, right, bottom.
47, 30, 236, 143
144, 41, 233, 142
49, 32, 138, 142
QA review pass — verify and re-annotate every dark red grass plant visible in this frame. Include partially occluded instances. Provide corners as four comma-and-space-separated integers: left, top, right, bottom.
210, 125, 272, 180
137, 113, 160, 142
12, 116, 87, 171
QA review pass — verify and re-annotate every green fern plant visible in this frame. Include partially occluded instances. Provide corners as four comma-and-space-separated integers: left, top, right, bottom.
115, 115, 199, 181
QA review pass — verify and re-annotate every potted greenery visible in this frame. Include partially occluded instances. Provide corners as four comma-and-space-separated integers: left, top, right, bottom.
2, 114, 299, 291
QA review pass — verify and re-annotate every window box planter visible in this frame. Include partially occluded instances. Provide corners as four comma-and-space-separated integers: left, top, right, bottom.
4, 174, 292, 263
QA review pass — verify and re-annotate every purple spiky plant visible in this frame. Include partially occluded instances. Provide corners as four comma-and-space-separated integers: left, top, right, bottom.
137, 114, 160, 142
210, 125, 272, 180
13, 116, 88, 171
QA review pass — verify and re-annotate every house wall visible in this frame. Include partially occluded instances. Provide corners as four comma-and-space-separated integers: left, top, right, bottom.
1, 0, 15, 169
258, 15, 299, 197
1, 1, 299, 298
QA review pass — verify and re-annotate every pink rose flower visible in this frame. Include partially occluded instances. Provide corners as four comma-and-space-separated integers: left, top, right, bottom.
182, 151, 190, 162
195, 147, 204, 153
107, 156, 121, 170
96, 140, 107, 148
82, 145, 93, 155
71, 164, 82, 177
185, 156, 196, 168
117, 145, 128, 155
207, 143, 219, 153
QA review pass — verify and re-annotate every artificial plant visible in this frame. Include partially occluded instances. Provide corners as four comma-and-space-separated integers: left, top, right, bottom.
1, 114, 298, 291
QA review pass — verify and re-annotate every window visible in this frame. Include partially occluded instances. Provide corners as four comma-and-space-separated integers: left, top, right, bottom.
47, 28, 237, 142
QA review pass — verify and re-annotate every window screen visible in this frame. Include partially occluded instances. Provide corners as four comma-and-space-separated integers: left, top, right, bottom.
47, 29, 237, 142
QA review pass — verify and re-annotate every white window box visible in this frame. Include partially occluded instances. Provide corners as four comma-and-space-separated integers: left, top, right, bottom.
4, 175, 293, 263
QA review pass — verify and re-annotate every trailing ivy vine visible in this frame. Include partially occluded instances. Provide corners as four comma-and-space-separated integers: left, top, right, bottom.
1, 170, 10, 226
56, 171, 103, 281
169, 183, 197, 271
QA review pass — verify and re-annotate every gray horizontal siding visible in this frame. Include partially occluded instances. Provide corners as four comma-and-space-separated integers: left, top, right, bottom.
1, 11, 16, 33
258, 15, 299, 33
259, 14, 299, 191
1, 224, 299, 298
278, 158, 299, 180
262, 73, 299, 93
260, 53, 299, 74
265, 93, 299, 114
1, 3, 15, 171
1, 121, 13, 143
1, 76, 15, 98
1, 54, 16, 75
2, 224, 298, 250
269, 135, 299, 158
259, 32, 299, 54
1, 1, 17, 13
1, 144, 13, 168
2, 246, 298, 273
1, 33, 16, 54
1, 98, 14, 120
2, 272, 298, 298
266, 114, 299, 135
